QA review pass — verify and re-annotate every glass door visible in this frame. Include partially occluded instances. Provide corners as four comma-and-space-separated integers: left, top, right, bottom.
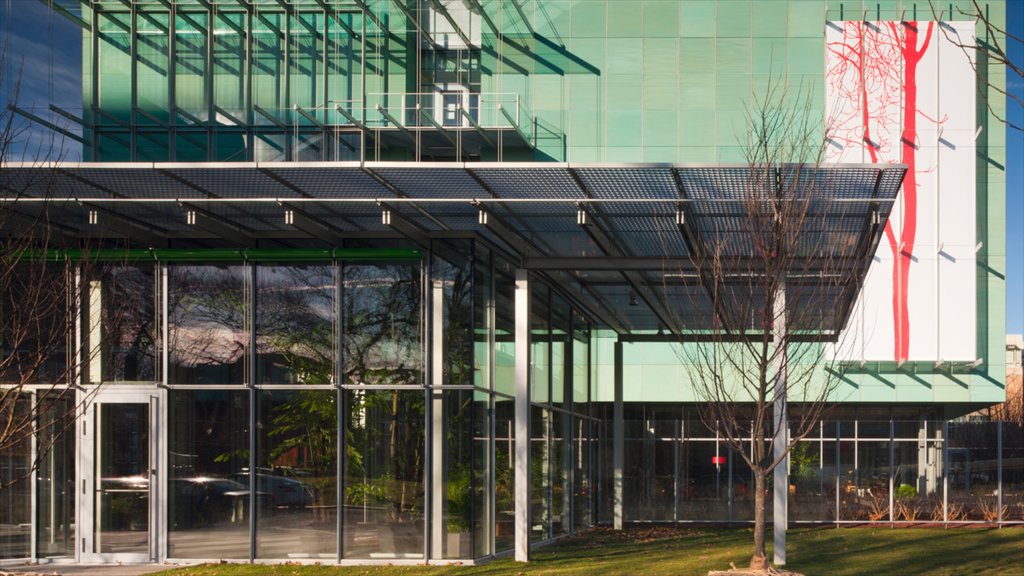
81, 391, 159, 563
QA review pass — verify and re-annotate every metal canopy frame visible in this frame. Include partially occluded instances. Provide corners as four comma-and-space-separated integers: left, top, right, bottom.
1, 161, 905, 335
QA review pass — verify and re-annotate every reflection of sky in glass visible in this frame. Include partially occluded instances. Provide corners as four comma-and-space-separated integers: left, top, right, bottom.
2, 2, 84, 160
256, 265, 335, 384
342, 264, 422, 386
169, 266, 246, 369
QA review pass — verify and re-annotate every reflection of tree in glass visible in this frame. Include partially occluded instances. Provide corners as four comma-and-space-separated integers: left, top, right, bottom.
268, 391, 337, 523
343, 264, 421, 386
168, 266, 246, 383
257, 266, 334, 384
101, 266, 156, 381
345, 390, 424, 524
437, 259, 473, 387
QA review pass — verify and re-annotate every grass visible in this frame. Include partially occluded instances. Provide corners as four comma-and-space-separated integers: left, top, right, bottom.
152, 526, 1024, 576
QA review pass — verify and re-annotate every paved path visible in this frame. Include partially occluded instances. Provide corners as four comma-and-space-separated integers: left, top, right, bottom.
0, 563, 179, 576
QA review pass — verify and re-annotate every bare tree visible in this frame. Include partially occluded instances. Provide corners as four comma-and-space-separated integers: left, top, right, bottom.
930, 0, 1023, 132
1, 50, 137, 499
670, 84, 887, 571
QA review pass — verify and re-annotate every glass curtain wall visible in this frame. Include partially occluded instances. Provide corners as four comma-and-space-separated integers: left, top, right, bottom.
84, 4, 388, 162
492, 263, 516, 553
341, 259, 424, 559
527, 281, 598, 544
602, 411, 1024, 526
0, 244, 607, 563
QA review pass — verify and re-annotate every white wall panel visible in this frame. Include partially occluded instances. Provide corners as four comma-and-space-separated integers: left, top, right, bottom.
826, 21, 976, 362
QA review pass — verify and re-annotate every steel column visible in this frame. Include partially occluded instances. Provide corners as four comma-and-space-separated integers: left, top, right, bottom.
513, 269, 530, 562
430, 279, 445, 559
613, 340, 623, 530
772, 277, 788, 566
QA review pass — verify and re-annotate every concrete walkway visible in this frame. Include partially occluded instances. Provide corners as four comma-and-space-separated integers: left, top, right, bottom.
0, 563, 179, 576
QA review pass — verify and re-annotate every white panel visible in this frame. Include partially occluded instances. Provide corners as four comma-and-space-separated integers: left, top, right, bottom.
825, 22, 866, 164
826, 20, 977, 362
909, 27, 940, 361
936, 21, 978, 361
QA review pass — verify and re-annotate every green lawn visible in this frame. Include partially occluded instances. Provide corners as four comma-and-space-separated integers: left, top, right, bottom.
153, 526, 1024, 576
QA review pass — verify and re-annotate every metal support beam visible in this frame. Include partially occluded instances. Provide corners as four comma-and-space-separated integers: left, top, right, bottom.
36, 0, 89, 30
459, 107, 494, 147
418, 107, 457, 147
772, 277, 788, 567
80, 203, 169, 247
178, 202, 254, 246
514, 269, 531, 562
613, 340, 624, 530
498, 104, 531, 145
392, 0, 436, 46
7, 105, 85, 144
278, 202, 347, 244
568, 169, 681, 334
376, 105, 417, 144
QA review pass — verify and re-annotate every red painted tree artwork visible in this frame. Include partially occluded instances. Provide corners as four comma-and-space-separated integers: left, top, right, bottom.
826, 20, 941, 362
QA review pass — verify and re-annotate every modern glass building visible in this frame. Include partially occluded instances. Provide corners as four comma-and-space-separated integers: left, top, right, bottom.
0, 0, 1017, 568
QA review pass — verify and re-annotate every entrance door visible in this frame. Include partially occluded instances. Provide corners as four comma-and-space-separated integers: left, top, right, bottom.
81, 391, 159, 563
434, 85, 479, 128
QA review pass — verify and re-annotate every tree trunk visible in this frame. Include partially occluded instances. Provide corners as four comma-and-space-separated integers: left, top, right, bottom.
751, 468, 769, 570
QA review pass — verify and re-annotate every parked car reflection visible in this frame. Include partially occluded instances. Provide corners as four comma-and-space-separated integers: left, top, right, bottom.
231, 472, 316, 509
172, 477, 257, 528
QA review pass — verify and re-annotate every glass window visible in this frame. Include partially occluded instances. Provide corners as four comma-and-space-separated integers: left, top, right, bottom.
493, 394, 515, 553
550, 411, 571, 536
472, 388, 491, 557
680, 439, 727, 521
96, 265, 157, 383
343, 389, 425, 559
529, 406, 549, 542
433, 244, 473, 387
0, 263, 70, 385
948, 422, 1000, 522
493, 266, 515, 397
839, 440, 889, 522
256, 265, 335, 385
473, 246, 491, 391
36, 394, 76, 558
255, 390, 338, 559
168, 390, 250, 559
531, 286, 549, 405
0, 395, 31, 559
572, 417, 592, 530
1003, 422, 1023, 522
789, 440, 829, 522
168, 265, 248, 385
342, 263, 422, 387
551, 294, 570, 410
572, 313, 590, 415
441, 389, 474, 559
175, 12, 209, 122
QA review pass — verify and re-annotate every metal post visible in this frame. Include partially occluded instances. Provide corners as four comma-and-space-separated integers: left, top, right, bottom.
943, 420, 949, 526
430, 280, 444, 559
673, 419, 680, 523
248, 264, 257, 562
889, 420, 894, 526
997, 420, 1003, 527
772, 278, 788, 566
835, 421, 841, 527
513, 269, 530, 562
613, 340, 623, 530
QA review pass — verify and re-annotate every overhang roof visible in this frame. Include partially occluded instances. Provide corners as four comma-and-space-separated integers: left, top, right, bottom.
1, 161, 906, 336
